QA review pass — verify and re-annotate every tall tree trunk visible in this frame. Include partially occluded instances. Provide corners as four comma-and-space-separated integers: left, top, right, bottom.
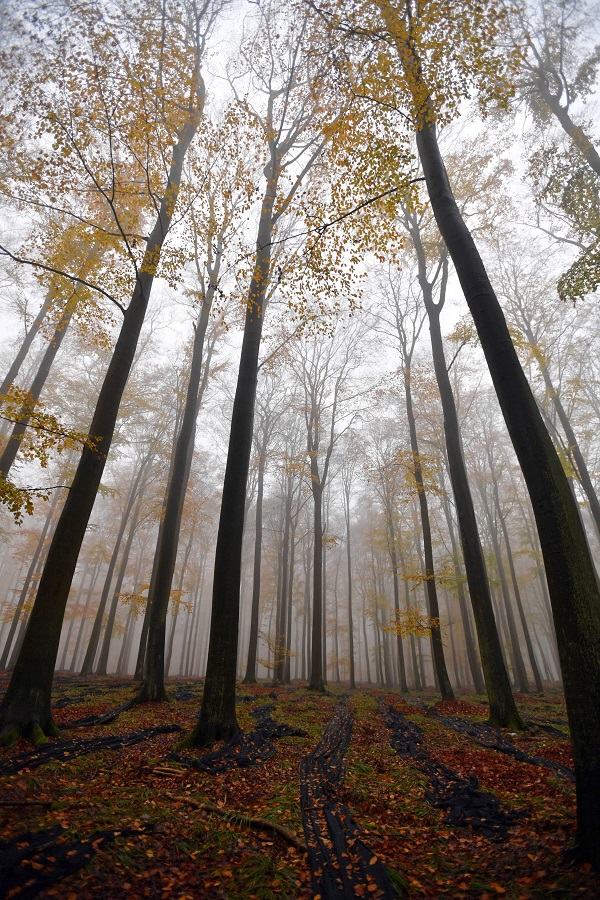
243, 448, 264, 686
492, 485, 544, 695
309, 482, 325, 691
386, 507, 408, 691
481, 491, 530, 693
0, 106, 201, 746
138, 275, 216, 700
343, 483, 356, 689
167, 523, 196, 676
274, 484, 293, 683
95, 485, 147, 676
439, 475, 486, 694
284, 513, 298, 684
421, 265, 518, 720
402, 364, 454, 699
416, 117, 600, 864
181, 149, 279, 746
69, 562, 101, 673
58, 564, 90, 671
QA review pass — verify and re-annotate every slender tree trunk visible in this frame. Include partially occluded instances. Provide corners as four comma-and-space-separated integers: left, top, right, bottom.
165, 524, 196, 677
444, 588, 462, 690
81, 462, 146, 676
138, 296, 214, 701
58, 563, 90, 671
0, 291, 54, 399
309, 482, 325, 691
439, 477, 486, 694
492, 480, 544, 694
284, 515, 298, 684
96, 487, 146, 676
415, 116, 600, 864
482, 493, 530, 693
0, 247, 100, 479
274, 485, 293, 683
343, 483, 356, 689
243, 451, 265, 686
386, 507, 408, 691
362, 590, 372, 685
69, 563, 100, 672
402, 364, 454, 699
0, 489, 61, 669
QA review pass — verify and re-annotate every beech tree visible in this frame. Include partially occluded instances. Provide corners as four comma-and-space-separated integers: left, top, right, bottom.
180, 0, 362, 745
0, 0, 223, 747
137, 123, 252, 702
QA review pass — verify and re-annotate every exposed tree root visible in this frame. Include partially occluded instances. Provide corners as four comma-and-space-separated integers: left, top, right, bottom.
166, 792, 305, 851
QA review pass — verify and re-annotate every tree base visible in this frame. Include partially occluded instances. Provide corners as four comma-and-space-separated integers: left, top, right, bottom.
133, 681, 170, 704
0, 717, 59, 749
175, 717, 238, 750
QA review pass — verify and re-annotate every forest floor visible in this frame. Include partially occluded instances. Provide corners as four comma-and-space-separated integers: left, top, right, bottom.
1, 675, 599, 899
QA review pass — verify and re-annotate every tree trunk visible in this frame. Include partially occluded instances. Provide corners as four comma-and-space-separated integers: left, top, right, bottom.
96, 484, 147, 676
309, 481, 326, 691
416, 118, 600, 865
493, 486, 544, 695
423, 280, 518, 720
165, 523, 196, 677
137, 294, 213, 702
0, 110, 200, 746
0, 290, 54, 398
343, 483, 356, 689
68, 562, 100, 672
386, 506, 408, 691
181, 151, 279, 746
537, 82, 600, 177
402, 363, 454, 699
274, 484, 293, 684
80, 461, 147, 676
439, 476, 486, 694
0, 489, 61, 669
0, 246, 101, 479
